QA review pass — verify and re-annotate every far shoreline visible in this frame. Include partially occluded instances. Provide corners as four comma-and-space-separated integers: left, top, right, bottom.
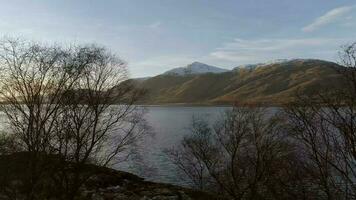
136, 102, 284, 108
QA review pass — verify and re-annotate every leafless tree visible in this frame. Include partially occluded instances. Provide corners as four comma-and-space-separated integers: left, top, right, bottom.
282, 42, 356, 200
0, 38, 78, 200
165, 117, 216, 190
283, 102, 344, 200
167, 106, 307, 200
51, 45, 148, 199
0, 38, 148, 200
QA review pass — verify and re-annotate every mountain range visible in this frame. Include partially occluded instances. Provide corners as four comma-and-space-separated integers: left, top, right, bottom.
127, 59, 345, 105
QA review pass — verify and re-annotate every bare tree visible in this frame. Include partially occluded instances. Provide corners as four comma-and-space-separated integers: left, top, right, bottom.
0, 38, 79, 200
283, 103, 344, 200
0, 38, 148, 200
165, 117, 216, 190
282, 42, 356, 200
51, 45, 148, 199
167, 106, 305, 200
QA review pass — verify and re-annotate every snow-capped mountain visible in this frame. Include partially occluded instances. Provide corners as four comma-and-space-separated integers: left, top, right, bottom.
264, 59, 290, 65
164, 62, 228, 76
130, 59, 341, 105
233, 59, 291, 71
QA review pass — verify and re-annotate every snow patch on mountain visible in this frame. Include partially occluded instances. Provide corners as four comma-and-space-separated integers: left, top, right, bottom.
233, 59, 295, 70
164, 62, 228, 76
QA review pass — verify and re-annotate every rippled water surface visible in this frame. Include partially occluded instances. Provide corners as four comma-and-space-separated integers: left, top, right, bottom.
115, 106, 231, 186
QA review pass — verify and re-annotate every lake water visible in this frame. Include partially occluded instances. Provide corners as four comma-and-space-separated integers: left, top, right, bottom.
0, 106, 231, 186
115, 106, 231, 186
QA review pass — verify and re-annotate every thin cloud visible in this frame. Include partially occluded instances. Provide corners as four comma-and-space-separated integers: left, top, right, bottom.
130, 55, 197, 77
302, 5, 355, 32
148, 21, 162, 29
210, 37, 348, 64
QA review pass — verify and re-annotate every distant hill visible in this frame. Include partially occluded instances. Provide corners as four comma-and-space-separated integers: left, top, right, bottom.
233, 59, 290, 71
163, 62, 228, 76
126, 59, 346, 105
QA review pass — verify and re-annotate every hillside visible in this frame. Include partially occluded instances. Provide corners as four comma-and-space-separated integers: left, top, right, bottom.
130, 59, 346, 105
164, 62, 228, 75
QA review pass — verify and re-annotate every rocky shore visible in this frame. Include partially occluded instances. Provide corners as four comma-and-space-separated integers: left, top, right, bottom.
0, 152, 220, 200
82, 167, 219, 200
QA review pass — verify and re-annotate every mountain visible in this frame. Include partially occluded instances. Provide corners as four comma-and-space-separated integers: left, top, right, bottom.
163, 62, 228, 75
126, 59, 346, 105
233, 59, 290, 71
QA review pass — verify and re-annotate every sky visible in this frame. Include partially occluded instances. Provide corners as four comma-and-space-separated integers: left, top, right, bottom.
0, 0, 355, 77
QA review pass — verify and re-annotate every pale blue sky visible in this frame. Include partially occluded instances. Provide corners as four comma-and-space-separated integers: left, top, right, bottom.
0, 0, 355, 77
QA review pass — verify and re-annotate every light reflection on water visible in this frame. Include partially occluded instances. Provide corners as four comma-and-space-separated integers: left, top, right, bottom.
115, 106, 231, 186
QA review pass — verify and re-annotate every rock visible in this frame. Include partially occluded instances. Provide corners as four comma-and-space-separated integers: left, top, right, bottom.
0, 152, 222, 200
